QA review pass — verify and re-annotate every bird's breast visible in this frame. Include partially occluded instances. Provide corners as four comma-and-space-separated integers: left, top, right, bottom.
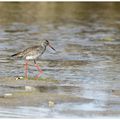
26, 54, 40, 60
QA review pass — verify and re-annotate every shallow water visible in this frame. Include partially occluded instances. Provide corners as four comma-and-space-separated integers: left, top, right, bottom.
0, 2, 120, 118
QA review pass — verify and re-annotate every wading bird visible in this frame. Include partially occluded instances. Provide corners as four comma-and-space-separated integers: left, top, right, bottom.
11, 40, 56, 80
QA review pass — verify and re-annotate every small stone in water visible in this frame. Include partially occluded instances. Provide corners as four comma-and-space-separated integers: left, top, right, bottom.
48, 100, 55, 107
4, 93, 13, 98
16, 76, 23, 80
25, 86, 35, 91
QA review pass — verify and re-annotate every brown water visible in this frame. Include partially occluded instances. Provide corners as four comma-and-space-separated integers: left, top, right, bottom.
0, 2, 120, 118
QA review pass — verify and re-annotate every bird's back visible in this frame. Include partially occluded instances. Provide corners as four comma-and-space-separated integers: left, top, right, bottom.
11, 45, 46, 59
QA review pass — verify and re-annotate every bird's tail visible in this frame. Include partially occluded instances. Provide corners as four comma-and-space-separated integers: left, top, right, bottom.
11, 52, 23, 58
11, 53, 19, 57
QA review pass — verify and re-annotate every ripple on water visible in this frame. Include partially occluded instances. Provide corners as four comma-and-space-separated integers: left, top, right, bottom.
0, 2, 120, 118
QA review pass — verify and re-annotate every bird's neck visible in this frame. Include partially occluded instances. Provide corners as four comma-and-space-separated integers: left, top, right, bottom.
41, 43, 47, 48
40, 44, 47, 51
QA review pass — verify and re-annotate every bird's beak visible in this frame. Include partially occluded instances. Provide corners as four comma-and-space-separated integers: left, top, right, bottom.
48, 44, 56, 51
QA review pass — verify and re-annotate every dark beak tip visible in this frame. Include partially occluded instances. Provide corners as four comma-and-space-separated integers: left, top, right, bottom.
49, 44, 56, 51
51, 47, 56, 51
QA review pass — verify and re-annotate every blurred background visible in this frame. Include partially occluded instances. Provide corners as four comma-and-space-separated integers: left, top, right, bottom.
0, 2, 120, 118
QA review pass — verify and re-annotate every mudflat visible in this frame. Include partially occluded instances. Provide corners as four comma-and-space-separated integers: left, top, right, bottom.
0, 77, 92, 107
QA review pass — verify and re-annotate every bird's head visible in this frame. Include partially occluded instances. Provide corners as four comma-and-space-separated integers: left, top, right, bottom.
42, 40, 56, 51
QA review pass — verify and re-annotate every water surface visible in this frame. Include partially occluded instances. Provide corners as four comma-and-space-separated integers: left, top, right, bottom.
0, 2, 120, 118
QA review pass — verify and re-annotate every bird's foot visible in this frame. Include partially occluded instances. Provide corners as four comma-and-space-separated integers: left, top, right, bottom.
34, 64, 43, 80
25, 77, 28, 80
35, 71, 43, 80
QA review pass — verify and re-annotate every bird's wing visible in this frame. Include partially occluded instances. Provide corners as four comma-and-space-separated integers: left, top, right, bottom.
11, 46, 40, 58
22, 46, 40, 56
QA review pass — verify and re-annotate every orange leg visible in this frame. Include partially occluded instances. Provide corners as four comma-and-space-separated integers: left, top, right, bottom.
34, 60, 43, 80
24, 60, 29, 80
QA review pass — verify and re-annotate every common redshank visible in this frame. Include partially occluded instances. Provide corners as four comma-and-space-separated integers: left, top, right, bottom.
11, 40, 56, 80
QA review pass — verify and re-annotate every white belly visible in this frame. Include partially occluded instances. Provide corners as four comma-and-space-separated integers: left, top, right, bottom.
26, 55, 39, 60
